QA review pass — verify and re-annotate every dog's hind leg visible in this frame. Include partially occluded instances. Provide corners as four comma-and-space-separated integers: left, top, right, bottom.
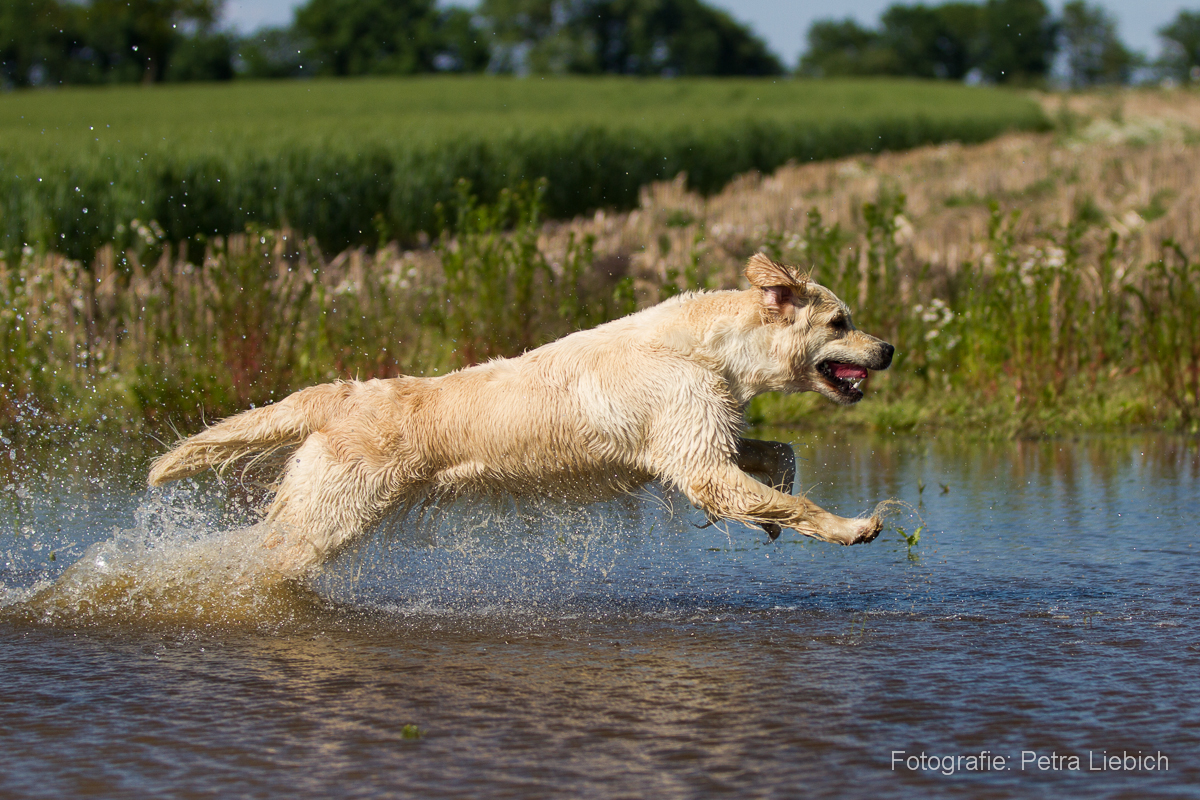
736, 438, 796, 541
259, 432, 415, 577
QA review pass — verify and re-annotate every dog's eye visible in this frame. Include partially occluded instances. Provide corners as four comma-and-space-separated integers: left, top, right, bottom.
830, 315, 849, 331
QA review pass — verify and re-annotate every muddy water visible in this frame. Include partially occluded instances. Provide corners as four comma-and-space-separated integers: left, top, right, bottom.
1, 431, 1197, 799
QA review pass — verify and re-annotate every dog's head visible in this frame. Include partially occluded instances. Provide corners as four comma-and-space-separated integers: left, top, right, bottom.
746, 253, 894, 405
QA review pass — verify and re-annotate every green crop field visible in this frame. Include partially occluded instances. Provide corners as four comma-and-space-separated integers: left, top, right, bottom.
0, 76, 1048, 259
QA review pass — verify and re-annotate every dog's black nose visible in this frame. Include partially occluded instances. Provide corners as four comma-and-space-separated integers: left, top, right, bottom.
878, 342, 895, 370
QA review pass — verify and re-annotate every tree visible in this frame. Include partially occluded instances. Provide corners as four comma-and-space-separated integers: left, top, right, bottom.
435, 7, 490, 72
291, 0, 488, 75
1158, 10, 1200, 82
975, 0, 1056, 84
1, 0, 228, 86
84, 0, 222, 83
609, 0, 783, 76
294, 0, 441, 75
0, 0, 87, 87
165, 31, 235, 81
878, 3, 981, 80
480, 0, 782, 76
799, 1, 1056, 84
797, 18, 894, 77
235, 27, 314, 79
1058, 0, 1133, 87
478, 0, 577, 73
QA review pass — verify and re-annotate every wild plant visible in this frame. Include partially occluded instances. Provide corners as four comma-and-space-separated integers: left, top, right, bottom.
943, 204, 1093, 413
1126, 241, 1200, 427
435, 179, 552, 365
435, 179, 633, 366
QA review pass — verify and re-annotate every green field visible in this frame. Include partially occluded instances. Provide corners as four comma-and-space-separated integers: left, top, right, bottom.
0, 77, 1047, 259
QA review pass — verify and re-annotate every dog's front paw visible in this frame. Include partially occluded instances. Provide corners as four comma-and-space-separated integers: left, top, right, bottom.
852, 515, 883, 544
806, 513, 881, 545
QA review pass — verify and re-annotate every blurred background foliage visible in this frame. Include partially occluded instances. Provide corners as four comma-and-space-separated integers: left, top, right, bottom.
4, 0, 1200, 87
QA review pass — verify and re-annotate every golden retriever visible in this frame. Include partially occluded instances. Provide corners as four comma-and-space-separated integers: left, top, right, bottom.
149, 254, 894, 577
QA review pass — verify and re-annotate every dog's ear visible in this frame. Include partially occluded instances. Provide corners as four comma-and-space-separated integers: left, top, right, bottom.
745, 253, 809, 321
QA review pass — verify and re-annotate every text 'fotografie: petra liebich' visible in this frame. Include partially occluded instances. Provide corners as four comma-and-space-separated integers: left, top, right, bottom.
892, 750, 1170, 775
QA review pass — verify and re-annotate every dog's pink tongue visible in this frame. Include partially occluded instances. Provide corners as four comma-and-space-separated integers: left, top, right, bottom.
832, 363, 868, 380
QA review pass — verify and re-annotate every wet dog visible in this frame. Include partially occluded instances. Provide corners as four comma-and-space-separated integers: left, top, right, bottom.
149, 254, 894, 577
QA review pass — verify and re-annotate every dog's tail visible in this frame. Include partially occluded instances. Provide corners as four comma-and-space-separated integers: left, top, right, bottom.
148, 382, 352, 487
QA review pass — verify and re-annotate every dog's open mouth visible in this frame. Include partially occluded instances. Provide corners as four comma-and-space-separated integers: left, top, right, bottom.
818, 361, 869, 401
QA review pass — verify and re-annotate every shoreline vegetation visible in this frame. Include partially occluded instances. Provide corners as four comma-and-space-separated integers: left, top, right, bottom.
2, 84, 1199, 438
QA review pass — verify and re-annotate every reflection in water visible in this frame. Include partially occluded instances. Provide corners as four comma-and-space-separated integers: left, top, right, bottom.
0, 431, 1197, 798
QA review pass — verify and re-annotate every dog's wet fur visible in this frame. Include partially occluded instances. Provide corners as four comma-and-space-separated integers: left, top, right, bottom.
149, 254, 894, 577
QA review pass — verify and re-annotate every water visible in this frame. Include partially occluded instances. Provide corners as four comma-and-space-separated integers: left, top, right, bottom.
1, 430, 1197, 799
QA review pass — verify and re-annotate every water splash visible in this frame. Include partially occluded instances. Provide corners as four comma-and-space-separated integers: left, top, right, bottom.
0, 476, 685, 630
1, 474, 336, 629
317, 493, 665, 616
0, 422, 892, 631
16, 524, 331, 628
870, 498, 925, 529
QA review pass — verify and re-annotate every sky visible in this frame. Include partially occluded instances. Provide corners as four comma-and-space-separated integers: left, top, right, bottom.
222, 0, 1196, 67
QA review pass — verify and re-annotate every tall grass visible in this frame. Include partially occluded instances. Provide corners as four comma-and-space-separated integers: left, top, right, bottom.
746, 193, 1200, 433
4, 177, 1197, 434
434, 179, 634, 366
0, 77, 1047, 261
1127, 242, 1200, 423
0, 182, 636, 427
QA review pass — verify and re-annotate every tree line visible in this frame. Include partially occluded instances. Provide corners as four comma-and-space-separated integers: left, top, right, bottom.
3, 0, 1199, 88
802, 0, 1200, 87
0, 0, 783, 87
